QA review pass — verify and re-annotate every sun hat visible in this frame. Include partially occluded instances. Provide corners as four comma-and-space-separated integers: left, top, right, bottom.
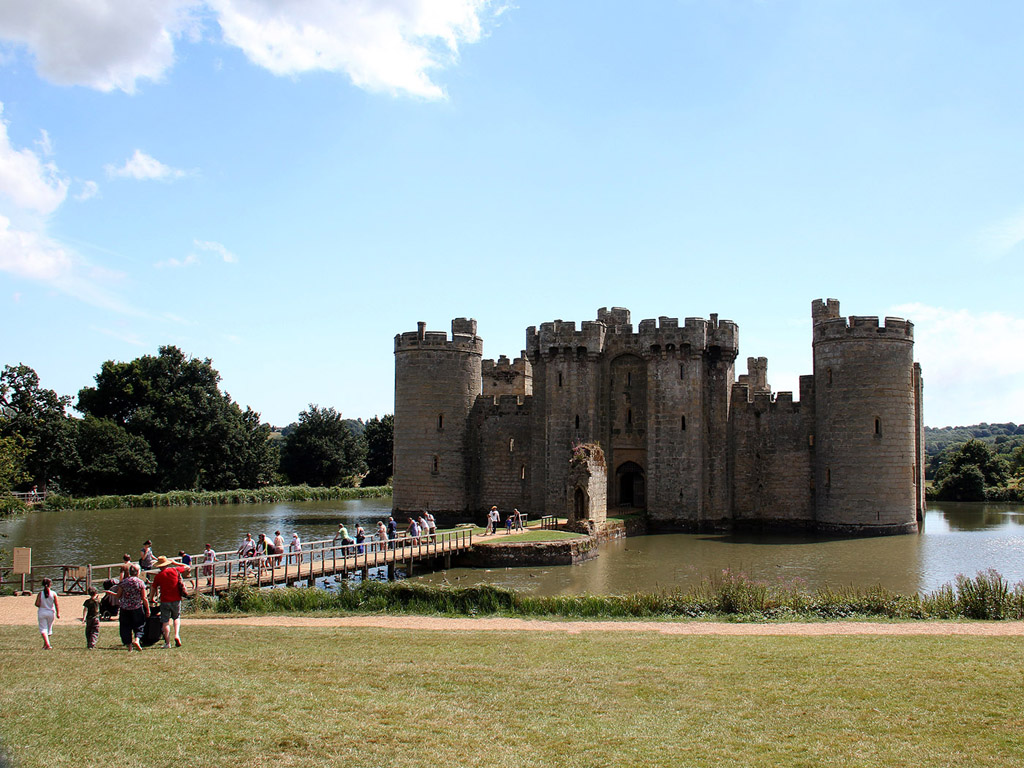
153, 555, 181, 569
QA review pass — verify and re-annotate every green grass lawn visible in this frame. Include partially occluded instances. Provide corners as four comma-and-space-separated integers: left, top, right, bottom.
1, 625, 1021, 767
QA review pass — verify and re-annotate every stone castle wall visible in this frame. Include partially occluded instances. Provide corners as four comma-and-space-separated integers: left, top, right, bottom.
393, 319, 482, 515
812, 302, 920, 534
729, 386, 815, 527
470, 394, 533, 523
393, 298, 922, 536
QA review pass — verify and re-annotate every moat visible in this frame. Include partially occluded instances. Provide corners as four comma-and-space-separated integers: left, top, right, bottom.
2, 499, 1023, 595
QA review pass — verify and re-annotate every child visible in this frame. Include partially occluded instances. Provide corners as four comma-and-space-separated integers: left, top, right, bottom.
82, 586, 102, 649
505, 514, 513, 534
35, 577, 59, 650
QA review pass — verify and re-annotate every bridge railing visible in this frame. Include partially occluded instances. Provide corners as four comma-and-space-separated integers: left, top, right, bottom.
3, 528, 475, 596
74, 528, 474, 596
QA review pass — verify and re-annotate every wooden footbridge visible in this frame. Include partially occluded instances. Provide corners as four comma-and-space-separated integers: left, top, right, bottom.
8, 530, 475, 596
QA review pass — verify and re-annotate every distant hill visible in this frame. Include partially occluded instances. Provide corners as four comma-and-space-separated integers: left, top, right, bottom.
925, 422, 1024, 458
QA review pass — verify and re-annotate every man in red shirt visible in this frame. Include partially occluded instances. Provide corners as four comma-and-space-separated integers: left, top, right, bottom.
151, 555, 190, 648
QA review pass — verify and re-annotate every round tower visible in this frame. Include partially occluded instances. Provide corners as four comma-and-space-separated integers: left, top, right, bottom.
393, 318, 482, 517
812, 299, 920, 534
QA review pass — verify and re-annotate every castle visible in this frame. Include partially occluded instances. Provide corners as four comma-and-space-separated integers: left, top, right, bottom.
393, 299, 925, 536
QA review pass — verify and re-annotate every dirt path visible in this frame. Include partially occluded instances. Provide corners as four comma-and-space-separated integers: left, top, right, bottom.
4, 595, 1024, 635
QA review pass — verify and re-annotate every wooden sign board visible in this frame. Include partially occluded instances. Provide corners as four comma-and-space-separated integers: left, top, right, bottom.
12, 547, 31, 575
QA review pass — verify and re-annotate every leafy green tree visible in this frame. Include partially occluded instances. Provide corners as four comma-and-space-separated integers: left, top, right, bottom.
70, 416, 157, 496
0, 434, 30, 492
935, 465, 987, 501
933, 439, 1008, 501
77, 346, 274, 492
0, 364, 79, 490
280, 405, 367, 487
362, 414, 393, 487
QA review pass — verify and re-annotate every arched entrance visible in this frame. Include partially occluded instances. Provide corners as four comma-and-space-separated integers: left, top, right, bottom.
616, 462, 645, 507
574, 487, 587, 519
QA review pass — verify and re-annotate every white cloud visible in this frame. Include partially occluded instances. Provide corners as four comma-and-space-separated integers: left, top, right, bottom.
106, 149, 187, 181
0, 213, 136, 312
0, 0, 195, 94
211, 0, 489, 98
155, 253, 200, 269
0, 0, 494, 99
0, 104, 138, 313
889, 303, 1024, 427
35, 129, 53, 157
0, 104, 68, 215
0, 213, 74, 281
194, 238, 237, 263
74, 180, 100, 201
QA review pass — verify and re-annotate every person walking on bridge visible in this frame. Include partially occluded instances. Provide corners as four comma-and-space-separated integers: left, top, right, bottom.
151, 556, 189, 648
273, 531, 285, 566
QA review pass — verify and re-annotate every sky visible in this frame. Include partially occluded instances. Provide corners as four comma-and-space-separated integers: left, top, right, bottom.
1, 1, 1022, 430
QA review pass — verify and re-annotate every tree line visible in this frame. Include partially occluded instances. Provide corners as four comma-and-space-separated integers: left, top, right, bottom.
0, 346, 392, 500
925, 424, 1024, 502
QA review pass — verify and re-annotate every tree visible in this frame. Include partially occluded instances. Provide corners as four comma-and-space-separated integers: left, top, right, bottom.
280, 405, 367, 487
362, 414, 393, 487
0, 364, 79, 490
77, 346, 275, 492
933, 439, 1008, 501
0, 434, 30, 492
70, 416, 157, 496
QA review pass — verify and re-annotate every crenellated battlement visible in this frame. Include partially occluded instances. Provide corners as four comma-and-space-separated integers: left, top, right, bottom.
527, 309, 740, 358
527, 318, 607, 358
731, 385, 802, 413
482, 353, 533, 396
813, 313, 914, 343
811, 298, 913, 343
482, 354, 532, 376
395, 318, 483, 354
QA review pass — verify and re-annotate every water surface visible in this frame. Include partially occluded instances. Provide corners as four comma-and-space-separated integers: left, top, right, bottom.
2, 499, 1022, 594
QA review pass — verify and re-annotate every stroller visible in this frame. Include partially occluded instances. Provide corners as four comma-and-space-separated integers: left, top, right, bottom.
99, 579, 119, 620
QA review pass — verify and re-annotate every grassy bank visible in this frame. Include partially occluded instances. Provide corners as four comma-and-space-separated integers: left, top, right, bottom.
0, 625, 1020, 767
41, 484, 392, 511
206, 568, 1024, 621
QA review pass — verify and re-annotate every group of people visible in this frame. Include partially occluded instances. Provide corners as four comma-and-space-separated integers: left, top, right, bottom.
405, 512, 437, 544
482, 506, 525, 535
236, 530, 299, 570
36, 540, 191, 652
33, 509, 512, 651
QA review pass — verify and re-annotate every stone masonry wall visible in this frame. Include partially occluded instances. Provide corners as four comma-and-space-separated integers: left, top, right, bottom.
729, 389, 814, 527
812, 303, 918, 533
393, 320, 482, 515
471, 395, 533, 523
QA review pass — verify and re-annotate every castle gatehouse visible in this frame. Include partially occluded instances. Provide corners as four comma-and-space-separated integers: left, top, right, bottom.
393, 299, 925, 536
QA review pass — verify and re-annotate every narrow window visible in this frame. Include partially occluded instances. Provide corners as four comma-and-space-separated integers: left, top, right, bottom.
874, 418, 881, 435
681, 415, 686, 430
627, 372, 632, 387
520, 465, 526, 480
509, 437, 515, 453
437, 413, 444, 431
827, 368, 833, 386
575, 415, 580, 430
679, 364, 684, 379
558, 372, 563, 387
627, 408, 633, 425
826, 467, 831, 487
432, 455, 439, 474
